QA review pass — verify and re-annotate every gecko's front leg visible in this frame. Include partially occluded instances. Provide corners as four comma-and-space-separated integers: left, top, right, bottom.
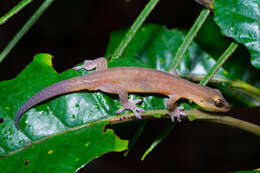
167, 94, 187, 122
73, 57, 107, 71
97, 84, 145, 119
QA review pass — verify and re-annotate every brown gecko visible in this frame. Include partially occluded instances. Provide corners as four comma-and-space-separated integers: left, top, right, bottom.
14, 57, 230, 130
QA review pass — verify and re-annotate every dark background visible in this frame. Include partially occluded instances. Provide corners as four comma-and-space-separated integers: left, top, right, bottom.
1, 0, 260, 172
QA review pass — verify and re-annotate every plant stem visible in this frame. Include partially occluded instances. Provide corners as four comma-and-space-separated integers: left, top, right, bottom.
169, 8, 210, 70
199, 42, 238, 85
141, 122, 174, 160
124, 120, 149, 156
0, 0, 32, 25
109, 109, 260, 137
111, 0, 159, 60
189, 109, 260, 136
231, 80, 260, 96
0, 0, 54, 63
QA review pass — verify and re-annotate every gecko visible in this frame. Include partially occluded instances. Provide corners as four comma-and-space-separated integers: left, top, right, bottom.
14, 57, 230, 130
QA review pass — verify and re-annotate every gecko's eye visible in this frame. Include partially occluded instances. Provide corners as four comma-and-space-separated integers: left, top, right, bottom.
214, 99, 225, 108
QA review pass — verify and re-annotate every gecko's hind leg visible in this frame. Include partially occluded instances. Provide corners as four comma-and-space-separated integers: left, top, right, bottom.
97, 84, 145, 119
73, 57, 107, 71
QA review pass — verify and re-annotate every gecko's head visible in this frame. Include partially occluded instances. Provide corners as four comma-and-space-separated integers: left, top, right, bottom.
194, 86, 230, 112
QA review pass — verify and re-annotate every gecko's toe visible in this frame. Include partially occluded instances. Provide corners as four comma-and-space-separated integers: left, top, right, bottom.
133, 98, 142, 104
136, 107, 145, 113
170, 106, 187, 122
170, 115, 175, 122
177, 106, 184, 111
116, 108, 124, 114
73, 66, 82, 70
83, 63, 96, 70
179, 111, 187, 116
133, 111, 142, 119
73, 60, 97, 71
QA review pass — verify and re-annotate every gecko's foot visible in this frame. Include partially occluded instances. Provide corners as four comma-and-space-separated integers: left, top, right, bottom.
73, 57, 107, 71
73, 59, 97, 71
170, 106, 187, 122
169, 69, 178, 76
116, 98, 145, 119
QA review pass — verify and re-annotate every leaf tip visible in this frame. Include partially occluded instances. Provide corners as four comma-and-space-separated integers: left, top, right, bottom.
33, 53, 54, 67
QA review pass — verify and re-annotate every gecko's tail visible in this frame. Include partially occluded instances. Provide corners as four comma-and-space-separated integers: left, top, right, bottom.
15, 76, 87, 130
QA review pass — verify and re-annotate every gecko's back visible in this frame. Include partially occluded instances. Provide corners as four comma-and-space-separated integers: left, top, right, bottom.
85, 67, 192, 95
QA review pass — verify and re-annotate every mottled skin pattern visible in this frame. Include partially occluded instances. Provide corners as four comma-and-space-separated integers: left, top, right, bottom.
14, 58, 230, 130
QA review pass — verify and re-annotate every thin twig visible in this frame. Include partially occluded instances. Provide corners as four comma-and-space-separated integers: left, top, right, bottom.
109, 109, 260, 137
111, 0, 159, 60
0, 0, 54, 63
169, 8, 210, 70
0, 0, 32, 25
199, 42, 238, 85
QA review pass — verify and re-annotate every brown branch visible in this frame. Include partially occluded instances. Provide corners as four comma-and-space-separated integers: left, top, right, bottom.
108, 109, 260, 137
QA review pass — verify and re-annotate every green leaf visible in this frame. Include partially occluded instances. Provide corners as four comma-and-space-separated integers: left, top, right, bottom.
124, 120, 149, 156
196, 15, 260, 89
0, 54, 128, 172
106, 24, 260, 106
107, 24, 229, 77
0, 121, 128, 172
213, 0, 260, 68
141, 122, 174, 160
